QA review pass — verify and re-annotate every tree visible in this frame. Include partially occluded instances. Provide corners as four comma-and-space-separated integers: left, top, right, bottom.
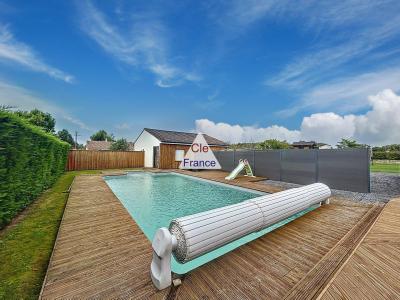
57, 129, 74, 146
373, 144, 400, 152
110, 138, 129, 151
90, 130, 114, 141
257, 139, 291, 150
229, 142, 256, 150
15, 109, 56, 133
337, 138, 362, 149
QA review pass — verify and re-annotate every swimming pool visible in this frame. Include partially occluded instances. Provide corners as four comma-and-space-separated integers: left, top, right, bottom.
104, 172, 317, 274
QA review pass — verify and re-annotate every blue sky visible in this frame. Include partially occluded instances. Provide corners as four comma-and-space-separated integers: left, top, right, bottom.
1, 0, 400, 145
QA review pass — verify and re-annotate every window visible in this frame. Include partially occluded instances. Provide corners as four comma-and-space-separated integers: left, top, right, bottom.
175, 149, 185, 161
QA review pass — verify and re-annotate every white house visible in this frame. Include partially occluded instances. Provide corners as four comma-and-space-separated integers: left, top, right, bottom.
134, 128, 228, 168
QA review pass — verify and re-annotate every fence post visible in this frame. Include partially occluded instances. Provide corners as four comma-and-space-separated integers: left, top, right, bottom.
279, 150, 282, 181
315, 149, 319, 183
253, 150, 256, 175
367, 148, 371, 192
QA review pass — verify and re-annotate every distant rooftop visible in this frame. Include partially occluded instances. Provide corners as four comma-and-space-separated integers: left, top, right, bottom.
144, 128, 228, 147
292, 141, 317, 146
86, 141, 112, 151
86, 140, 134, 151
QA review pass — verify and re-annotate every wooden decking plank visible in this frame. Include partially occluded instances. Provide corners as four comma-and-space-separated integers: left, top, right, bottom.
283, 204, 383, 300
319, 198, 400, 299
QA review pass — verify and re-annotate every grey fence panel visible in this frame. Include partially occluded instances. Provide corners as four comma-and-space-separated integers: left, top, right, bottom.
281, 150, 317, 185
214, 151, 235, 171
234, 151, 255, 171
254, 151, 281, 180
317, 148, 370, 192
212, 149, 369, 192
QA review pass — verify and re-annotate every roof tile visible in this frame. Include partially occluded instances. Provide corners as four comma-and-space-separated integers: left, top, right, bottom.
144, 128, 228, 146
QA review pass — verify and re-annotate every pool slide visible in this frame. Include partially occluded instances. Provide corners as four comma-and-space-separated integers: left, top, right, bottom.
225, 159, 254, 180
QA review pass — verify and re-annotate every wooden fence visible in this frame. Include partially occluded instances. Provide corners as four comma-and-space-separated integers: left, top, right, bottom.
66, 150, 144, 171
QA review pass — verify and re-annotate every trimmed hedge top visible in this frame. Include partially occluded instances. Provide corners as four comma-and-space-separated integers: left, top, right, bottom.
0, 111, 70, 228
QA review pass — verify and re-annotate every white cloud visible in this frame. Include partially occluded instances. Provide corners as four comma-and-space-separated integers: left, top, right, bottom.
208, 90, 220, 101
262, 1, 400, 88
0, 79, 89, 130
278, 67, 400, 116
0, 24, 74, 83
215, 1, 400, 124
195, 118, 301, 144
300, 113, 356, 144
222, 0, 278, 26
78, 1, 200, 88
62, 115, 91, 131
195, 90, 224, 110
196, 89, 400, 146
221, 1, 398, 32
354, 89, 400, 145
268, 19, 400, 88
115, 122, 131, 130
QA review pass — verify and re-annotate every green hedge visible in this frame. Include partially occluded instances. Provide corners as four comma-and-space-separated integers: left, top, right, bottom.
0, 111, 70, 228
372, 151, 400, 160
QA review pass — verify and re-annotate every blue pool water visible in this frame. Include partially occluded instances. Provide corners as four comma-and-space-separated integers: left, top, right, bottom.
104, 172, 317, 274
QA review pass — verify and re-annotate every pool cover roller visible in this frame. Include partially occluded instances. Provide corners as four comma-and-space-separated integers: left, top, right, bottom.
151, 182, 331, 290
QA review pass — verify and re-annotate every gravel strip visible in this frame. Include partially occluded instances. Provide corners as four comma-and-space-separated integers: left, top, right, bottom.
260, 172, 399, 203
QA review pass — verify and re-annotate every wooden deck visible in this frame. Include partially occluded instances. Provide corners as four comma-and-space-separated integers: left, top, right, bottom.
40, 171, 390, 299
40, 175, 167, 299
319, 197, 400, 299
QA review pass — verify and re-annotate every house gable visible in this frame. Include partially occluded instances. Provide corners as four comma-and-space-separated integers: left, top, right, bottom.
134, 130, 161, 167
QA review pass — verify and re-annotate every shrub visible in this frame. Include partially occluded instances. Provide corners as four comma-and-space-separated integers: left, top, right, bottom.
256, 139, 291, 150
0, 111, 70, 228
372, 151, 400, 160
110, 138, 129, 151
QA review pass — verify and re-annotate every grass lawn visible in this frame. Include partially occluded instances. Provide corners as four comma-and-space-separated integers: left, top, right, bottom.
0, 170, 100, 300
371, 163, 400, 173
